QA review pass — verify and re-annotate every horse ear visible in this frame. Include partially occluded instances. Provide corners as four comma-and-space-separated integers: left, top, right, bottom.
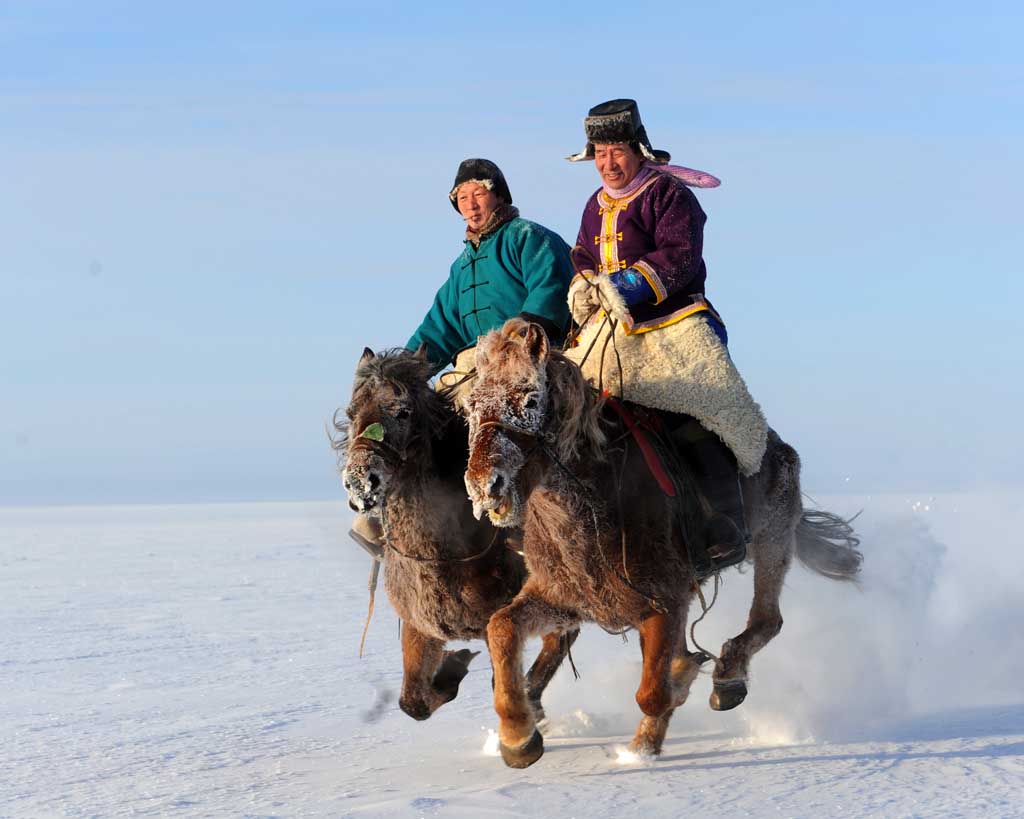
359, 347, 375, 365
525, 323, 549, 362
412, 343, 429, 361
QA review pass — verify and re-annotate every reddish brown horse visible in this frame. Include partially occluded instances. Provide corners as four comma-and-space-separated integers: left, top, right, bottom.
337, 346, 576, 724
463, 319, 861, 768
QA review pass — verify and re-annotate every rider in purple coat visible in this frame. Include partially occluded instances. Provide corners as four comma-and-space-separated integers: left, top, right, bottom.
566, 99, 745, 576
569, 163, 722, 336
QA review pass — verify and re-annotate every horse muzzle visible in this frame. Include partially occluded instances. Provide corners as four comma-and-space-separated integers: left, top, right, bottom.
342, 455, 390, 513
466, 468, 521, 528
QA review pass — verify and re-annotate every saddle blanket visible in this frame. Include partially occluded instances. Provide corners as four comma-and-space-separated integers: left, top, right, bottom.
563, 315, 768, 476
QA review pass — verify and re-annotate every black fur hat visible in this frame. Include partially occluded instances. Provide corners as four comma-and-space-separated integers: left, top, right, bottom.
448, 158, 513, 212
567, 99, 670, 164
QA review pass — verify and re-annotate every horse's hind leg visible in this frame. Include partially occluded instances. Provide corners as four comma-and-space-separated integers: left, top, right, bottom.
399, 623, 479, 720
711, 532, 793, 711
525, 627, 579, 723
487, 585, 577, 768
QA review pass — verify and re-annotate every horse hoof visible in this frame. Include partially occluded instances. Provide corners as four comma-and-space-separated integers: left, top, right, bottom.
710, 679, 747, 711
432, 649, 481, 701
691, 651, 713, 666
499, 729, 544, 769
399, 697, 432, 721
628, 738, 662, 758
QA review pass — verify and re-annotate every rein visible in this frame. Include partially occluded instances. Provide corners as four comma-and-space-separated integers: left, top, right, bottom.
378, 496, 503, 565
528, 428, 671, 616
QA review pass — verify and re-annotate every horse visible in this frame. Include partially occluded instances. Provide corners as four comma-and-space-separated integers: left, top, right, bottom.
335, 346, 577, 724
462, 319, 862, 768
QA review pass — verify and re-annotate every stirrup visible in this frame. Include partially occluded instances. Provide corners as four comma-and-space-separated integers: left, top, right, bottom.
705, 541, 748, 575
695, 514, 748, 578
349, 528, 384, 561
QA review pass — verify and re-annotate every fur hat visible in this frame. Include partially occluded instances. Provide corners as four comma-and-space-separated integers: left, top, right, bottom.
567, 99, 670, 164
448, 158, 513, 212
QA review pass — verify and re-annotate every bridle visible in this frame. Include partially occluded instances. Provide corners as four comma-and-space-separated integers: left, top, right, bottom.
473, 418, 553, 450
348, 433, 409, 467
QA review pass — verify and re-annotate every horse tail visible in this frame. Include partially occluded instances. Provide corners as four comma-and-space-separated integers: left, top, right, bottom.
794, 508, 863, 582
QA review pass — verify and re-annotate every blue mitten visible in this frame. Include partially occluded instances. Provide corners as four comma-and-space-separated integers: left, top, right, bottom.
609, 268, 655, 306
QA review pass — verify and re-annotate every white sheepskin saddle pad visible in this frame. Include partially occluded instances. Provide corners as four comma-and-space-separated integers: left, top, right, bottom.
563, 315, 768, 475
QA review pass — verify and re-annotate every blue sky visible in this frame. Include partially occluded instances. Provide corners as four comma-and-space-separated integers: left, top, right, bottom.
3, 1, 1022, 504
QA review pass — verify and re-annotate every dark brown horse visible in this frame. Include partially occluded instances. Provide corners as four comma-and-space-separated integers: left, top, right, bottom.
335, 346, 576, 723
463, 319, 862, 768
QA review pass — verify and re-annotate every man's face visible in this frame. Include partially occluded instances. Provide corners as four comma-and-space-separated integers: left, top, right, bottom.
456, 182, 501, 230
594, 143, 644, 190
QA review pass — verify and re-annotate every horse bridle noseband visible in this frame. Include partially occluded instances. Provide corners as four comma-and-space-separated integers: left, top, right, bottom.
473, 418, 555, 456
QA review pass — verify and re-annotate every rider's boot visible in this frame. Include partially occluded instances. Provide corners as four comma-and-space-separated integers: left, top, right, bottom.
672, 416, 750, 576
349, 513, 385, 561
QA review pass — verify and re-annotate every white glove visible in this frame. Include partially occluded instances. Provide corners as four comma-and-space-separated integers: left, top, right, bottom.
568, 273, 601, 326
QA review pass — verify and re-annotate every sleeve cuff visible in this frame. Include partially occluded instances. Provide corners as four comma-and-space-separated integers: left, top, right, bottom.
633, 261, 668, 305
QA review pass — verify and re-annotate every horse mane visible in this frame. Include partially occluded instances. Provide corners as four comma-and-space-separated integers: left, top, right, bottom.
331, 347, 450, 459
546, 350, 608, 464
475, 320, 607, 465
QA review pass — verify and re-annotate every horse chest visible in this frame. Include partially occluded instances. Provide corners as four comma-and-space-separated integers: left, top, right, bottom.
383, 560, 491, 642
523, 535, 652, 630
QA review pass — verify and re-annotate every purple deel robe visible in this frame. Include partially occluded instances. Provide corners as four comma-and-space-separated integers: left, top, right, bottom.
571, 168, 720, 333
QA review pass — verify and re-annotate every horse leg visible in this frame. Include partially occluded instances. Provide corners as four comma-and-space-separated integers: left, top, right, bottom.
630, 603, 710, 756
628, 609, 684, 756
487, 586, 577, 768
398, 623, 479, 720
525, 627, 579, 723
711, 533, 793, 711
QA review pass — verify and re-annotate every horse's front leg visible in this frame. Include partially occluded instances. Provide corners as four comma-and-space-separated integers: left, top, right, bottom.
630, 608, 692, 756
525, 627, 579, 724
487, 584, 577, 768
399, 623, 479, 721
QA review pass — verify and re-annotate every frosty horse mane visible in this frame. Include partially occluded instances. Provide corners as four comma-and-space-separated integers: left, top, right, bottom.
468, 325, 607, 465
464, 317, 862, 769
337, 345, 576, 724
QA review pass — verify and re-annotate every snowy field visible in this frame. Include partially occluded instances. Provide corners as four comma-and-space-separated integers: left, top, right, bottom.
3, 492, 1023, 818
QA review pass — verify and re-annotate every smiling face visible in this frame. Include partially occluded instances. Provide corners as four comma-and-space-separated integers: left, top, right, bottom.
594, 143, 644, 190
455, 182, 501, 231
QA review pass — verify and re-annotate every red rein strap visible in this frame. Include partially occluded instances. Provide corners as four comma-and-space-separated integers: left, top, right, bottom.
603, 395, 676, 498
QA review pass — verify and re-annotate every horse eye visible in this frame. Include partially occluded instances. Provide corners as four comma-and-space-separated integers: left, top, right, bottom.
523, 395, 539, 410
395, 408, 412, 421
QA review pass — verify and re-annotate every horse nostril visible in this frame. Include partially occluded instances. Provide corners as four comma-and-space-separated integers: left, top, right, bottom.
368, 473, 380, 490
488, 473, 505, 499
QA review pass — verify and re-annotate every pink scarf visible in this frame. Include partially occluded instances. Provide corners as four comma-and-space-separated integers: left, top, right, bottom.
602, 162, 721, 199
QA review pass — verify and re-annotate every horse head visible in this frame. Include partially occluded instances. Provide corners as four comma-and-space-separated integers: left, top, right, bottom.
464, 318, 606, 528
335, 346, 446, 514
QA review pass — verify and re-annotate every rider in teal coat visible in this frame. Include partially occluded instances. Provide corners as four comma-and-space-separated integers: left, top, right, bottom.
352, 159, 574, 556
407, 159, 574, 373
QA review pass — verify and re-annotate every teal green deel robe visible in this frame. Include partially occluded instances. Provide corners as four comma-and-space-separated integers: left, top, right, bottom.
407, 217, 574, 373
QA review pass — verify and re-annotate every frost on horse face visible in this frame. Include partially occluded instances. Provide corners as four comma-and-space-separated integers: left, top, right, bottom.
465, 322, 552, 528
342, 445, 391, 514
464, 377, 546, 527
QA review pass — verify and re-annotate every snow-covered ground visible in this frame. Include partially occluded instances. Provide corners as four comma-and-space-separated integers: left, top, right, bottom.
3, 492, 1023, 818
